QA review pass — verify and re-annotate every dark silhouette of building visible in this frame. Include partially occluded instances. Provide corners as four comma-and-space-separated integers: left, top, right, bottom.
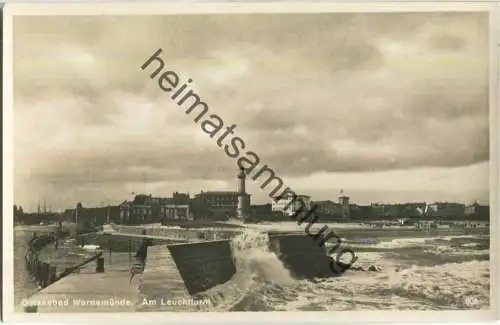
119, 194, 160, 224
191, 190, 250, 220
161, 192, 191, 221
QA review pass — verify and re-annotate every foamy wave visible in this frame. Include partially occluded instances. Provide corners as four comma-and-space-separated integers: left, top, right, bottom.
231, 230, 295, 286
373, 235, 484, 250
374, 237, 432, 249
203, 229, 297, 311
348, 251, 387, 267
441, 235, 480, 241
461, 243, 480, 248
241, 222, 367, 232
209, 231, 490, 311
178, 229, 490, 311
263, 260, 491, 311
375, 260, 490, 309
158, 225, 183, 230
81, 244, 100, 251
424, 245, 489, 257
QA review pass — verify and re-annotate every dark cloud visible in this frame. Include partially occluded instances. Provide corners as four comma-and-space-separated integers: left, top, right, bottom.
12, 11, 490, 208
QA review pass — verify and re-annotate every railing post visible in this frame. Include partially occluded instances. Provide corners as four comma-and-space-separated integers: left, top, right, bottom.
128, 240, 132, 263
41, 263, 50, 288
49, 266, 57, 284
24, 305, 38, 313
35, 260, 42, 284
96, 256, 105, 273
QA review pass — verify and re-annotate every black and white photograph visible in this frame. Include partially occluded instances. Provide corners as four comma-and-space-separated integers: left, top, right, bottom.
3, 2, 498, 322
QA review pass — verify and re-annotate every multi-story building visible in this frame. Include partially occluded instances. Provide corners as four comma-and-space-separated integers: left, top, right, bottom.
119, 194, 161, 224
272, 192, 311, 217
250, 203, 272, 214
192, 191, 251, 220
427, 202, 466, 217
312, 200, 343, 215
71, 203, 121, 230
405, 203, 427, 216
246, 203, 287, 222
160, 192, 192, 221
349, 204, 373, 219
369, 204, 393, 218
465, 203, 490, 219
369, 203, 425, 218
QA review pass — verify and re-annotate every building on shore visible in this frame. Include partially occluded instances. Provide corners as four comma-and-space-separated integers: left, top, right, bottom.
119, 194, 158, 224
349, 204, 373, 219
68, 203, 120, 231
427, 202, 466, 218
367, 203, 426, 219
191, 190, 251, 220
62, 208, 74, 221
190, 167, 252, 220
245, 203, 287, 222
312, 200, 343, 215
464, 203, 490, 219
272, 193, 311, 217
119, 193, 197, 224
160, 192, 192, 221
120, 194, 168, 224
250, 203, 272, 214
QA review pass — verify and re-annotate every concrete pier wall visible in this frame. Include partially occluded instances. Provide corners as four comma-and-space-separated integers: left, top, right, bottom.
77, 230, 341, 296
112, 224, 242, 242
166, 232, 340, 295
268, 233, 333, 278
78, 233, 185, 252
167, 240, 236, 295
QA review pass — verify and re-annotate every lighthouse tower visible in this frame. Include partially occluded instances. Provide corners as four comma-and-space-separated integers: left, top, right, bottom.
237, 166, 249, 219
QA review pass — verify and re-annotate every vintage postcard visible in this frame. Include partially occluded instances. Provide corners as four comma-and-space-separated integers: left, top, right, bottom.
2, 1, 499, 323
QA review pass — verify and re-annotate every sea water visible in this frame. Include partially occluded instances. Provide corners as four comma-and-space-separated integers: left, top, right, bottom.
14, 223, 490, 311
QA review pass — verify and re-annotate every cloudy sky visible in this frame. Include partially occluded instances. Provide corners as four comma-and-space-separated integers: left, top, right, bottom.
13, 12, 490, 211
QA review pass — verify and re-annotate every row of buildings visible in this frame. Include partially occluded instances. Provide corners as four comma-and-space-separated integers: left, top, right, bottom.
273, 194, 489, 221
21, 167, 489, 227
271, 192, 351, 219
58, 189, 490, 228
62, 190, 253, 226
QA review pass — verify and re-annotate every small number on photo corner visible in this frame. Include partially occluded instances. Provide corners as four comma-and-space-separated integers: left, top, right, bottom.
465, 296, 479, 305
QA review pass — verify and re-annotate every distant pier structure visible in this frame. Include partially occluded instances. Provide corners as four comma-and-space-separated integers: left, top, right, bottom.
237, 166, 250, 219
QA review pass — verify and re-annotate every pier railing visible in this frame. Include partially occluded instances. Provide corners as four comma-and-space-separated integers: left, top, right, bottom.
111, 224, 242, 241
24, 232, 104, 293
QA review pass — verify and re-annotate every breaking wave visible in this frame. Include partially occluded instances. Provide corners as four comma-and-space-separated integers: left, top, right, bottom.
205, 229, 297, 311
370, 235, 483, 250
203, 230, 490, 311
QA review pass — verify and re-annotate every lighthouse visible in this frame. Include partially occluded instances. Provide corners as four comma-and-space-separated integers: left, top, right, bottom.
237, 166, 249, 219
